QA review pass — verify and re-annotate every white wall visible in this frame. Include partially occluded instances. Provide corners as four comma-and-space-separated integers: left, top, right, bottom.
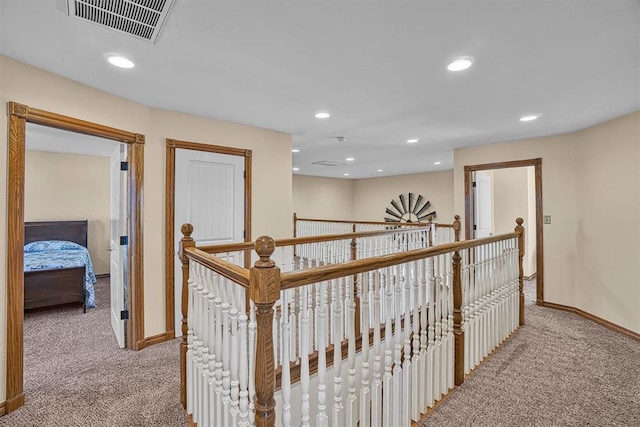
0, 54, 293, 401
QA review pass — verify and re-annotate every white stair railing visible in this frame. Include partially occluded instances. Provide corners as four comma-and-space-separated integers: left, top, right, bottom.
180, 217, 525, 427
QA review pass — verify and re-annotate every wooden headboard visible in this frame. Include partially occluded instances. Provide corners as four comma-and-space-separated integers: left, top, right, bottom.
24, 220, 88, 247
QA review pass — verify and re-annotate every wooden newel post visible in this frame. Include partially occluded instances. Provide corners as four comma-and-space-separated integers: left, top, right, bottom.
293, 212, 298, 239
453, 215, 461, 242
515, 218, 525, 326
452, 249, 465, 386
250, 236, 281, 427
178, 223, 195, 409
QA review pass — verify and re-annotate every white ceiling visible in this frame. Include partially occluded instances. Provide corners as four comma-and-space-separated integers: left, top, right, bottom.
1, 1, 639, 178
26, 123, 120, 158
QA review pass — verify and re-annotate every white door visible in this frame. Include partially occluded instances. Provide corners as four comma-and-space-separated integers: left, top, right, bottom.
474, 171, 493, 238
174, 149, 245, 335
110, 144, 128, 348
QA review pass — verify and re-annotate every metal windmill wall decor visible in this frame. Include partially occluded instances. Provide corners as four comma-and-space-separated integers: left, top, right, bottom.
384, 193, 436, 223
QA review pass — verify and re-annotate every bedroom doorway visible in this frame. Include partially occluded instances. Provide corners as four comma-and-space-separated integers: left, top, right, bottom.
164, 139, 252, 338
464, 158, 543, 304
6, 101, 145, 413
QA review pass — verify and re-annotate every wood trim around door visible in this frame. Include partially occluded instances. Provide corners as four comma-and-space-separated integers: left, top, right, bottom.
164, 139, 252, 337
5, 102, 145, 413
464, 158, 544, 305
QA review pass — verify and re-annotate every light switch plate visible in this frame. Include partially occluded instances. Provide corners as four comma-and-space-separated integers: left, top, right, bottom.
543, 215, 551, 224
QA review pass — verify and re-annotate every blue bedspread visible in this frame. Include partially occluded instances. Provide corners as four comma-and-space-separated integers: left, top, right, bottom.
24, 240, 97, 308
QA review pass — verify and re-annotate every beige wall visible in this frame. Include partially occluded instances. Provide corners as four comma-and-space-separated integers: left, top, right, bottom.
454, 111, 640, 333
0, 55, 293, 401
293, 175, 354, 221
573, 113, 640, 331
24, 151, 111, 275
292, 170, 455, 224
353, 170, 454, 223
492, 167, 535, 276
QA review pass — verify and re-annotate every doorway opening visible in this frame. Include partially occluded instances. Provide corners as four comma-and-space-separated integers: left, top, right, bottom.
6, 102, 145, 413
464, 158, 544, 304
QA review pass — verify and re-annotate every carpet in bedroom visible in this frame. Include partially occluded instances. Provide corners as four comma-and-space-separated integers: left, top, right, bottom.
0, 277, 187, 427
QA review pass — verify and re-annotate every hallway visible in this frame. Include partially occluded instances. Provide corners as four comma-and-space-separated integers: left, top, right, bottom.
421, 280, 640, 426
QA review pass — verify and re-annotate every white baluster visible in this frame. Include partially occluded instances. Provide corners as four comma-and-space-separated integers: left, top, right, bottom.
382, 273, 393, 426
300, 287, 311, 426
393, 266, 403, 423
426, 256, 435, 408
346, 277, 357, 425
238, 313, 249, 426
360, 273, 371, 427
411, 261, 421, 421
221, 303, 231, 427
289, 289, 298, 363
333, 279, 344, 427
371, 271, 383, 427
281, 292, 292, 427
194, 270, 206, 424
186, 261, 195, 415
402, 262, 413, 427
214, 297, 224, 427
248, 302, 256, 426
419, 259, 429, 411
230, 308, 240, 426
316, 281, 329, 427
207, 281, 217, 427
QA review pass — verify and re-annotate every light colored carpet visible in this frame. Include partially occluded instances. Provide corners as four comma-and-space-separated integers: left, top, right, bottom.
420, 280, 640, 426
3, 280, 638, 426
0, 278, 187, 427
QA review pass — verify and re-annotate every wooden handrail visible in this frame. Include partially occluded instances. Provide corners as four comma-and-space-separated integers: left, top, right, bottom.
179, 217, 524, 426
294, 213, 453, 228
183, 247, 251, 288
197, 241, 255, 254
280, 231, 519, 290
195, 224, 432, 256
275, 225, 430, 247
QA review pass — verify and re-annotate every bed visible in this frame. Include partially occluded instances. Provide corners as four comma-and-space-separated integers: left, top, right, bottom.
24, 220, 97, 313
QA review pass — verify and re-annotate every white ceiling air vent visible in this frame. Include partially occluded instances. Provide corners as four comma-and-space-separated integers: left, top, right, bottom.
312, 161, 346, 167
67, 0, 176, 43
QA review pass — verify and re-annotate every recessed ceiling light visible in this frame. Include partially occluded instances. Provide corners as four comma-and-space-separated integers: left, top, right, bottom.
447, 56, 474, 72
434, 161, 442, 165
520, 114, 540, 122
346, 157, 354, 162
407, 139, 418, 144
292, 149, 300, 153
377, 169, 383, 172
292, 167, 299, 171
106, 55, 135, 69
315, 111, 331, 119
343, 173, 350, 176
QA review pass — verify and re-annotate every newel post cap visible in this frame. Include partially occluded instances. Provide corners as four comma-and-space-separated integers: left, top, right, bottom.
250, 236, 280, 304
181, 223, 194, 239
254, 236, 276, 268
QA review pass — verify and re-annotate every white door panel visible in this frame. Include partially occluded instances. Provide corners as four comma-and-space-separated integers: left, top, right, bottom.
474, 171, 492, 238
174, 149, 245, 335
110, 144, 127, 348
